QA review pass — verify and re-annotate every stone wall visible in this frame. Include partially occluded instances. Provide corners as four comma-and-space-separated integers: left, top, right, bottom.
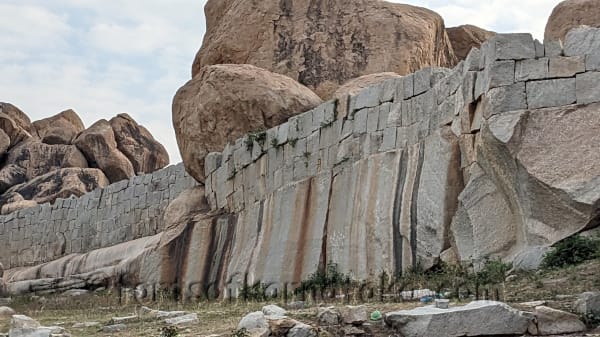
202, 29, 600, 291
0, 163, 197, 269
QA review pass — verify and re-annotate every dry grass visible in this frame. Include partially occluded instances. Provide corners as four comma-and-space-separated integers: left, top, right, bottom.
1, 258, 598, 336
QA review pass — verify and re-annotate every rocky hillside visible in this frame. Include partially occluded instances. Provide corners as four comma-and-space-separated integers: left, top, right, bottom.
0, 103, 169, 214
545, 0, 600, 41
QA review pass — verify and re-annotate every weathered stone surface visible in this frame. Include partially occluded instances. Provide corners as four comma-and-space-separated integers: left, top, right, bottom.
515, 58, 548, 81
32, 109, 84, 145
564, 26, 600, 57
576, 71, 600, 104
6, 141, 88, 180
480, 33, 536, 67
0, 165, 26, 194
0, 113, 32, 149
173, 64, 321, 183
447, 25, 496, 61
340, 306, 367, 325
0, 103, 31, 134
288, 323, 317, 337
526, 78, 576, 109
73, 120, 135, 183
333, 73, 401, 118
545, 0, 600, 41
262, 304, 286, 317
479, 82, 527, 118
534, 306, 586, 335
0, 130, 9, 155
164, 313, 199, 327
549, 56, 586, 77
317, 307, 340, 326
574, 291, 600, 316
0, 306, 15, 318
109, 113, 169, 174
385, 301, 531, 337
193, 0, 456, 99
5, 168, 109, 205
9, 314, 67, 337
238, 312, 268, 331
102, 324, 127, 333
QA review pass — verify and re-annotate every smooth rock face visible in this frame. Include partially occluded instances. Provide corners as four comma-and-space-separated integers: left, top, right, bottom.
0, 113, 32, 149
447, 25, 496, 61
5, 168, 109, 205
73, 120, 135, 183
0, 103, 32, 134
173, 64, 322, 182
193, 0, 456, 98
109, 113, 169, 174
544, 0, 600, 42
332, 73, 402, 118
534, 306, 586, 335
262, 304, 287, 317
32, 109, 85, 145
384, 301, 531, 337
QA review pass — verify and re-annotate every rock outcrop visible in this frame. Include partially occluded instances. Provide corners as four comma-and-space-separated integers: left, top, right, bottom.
193, 0, 456, 98
173, 64, 322, 183
32, 109, 85, 145
545, 0, 600, 42
447, 25, 496, 61
73, 120, 135, 183
108, 114, 169, 174
0, 104, 169, 213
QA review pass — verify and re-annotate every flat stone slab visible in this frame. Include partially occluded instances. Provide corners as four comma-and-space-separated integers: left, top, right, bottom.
384, 301, 532, 337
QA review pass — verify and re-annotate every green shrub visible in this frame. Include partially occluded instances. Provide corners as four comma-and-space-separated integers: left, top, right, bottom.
541, 235, 600, 269
159, 326, 178, 337
231, 328, 249, 337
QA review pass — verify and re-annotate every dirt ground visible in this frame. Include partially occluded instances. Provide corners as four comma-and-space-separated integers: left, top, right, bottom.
1, 259, 599, 337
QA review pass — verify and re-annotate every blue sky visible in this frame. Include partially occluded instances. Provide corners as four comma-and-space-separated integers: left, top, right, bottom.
0, 0, 559, 163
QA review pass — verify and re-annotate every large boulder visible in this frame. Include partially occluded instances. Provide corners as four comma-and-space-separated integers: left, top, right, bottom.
533, 306, 586, 335
108, 113, 169, 174
0, 102, 32, 133
5, 167, 109, 205
0, 192, 37, 215
0, 165, 27, 194
32, 109, 85, 145
0, 129, 10, 155
173, 64, 322, 182
193, 0, 456, 98
451, 103, 600, 264
447, 25, 496, 61
545, 0, 600, 42
0, 113, 32, 149
384, 301, 532, 337
6, 140, 88, 180
73, 120, 135, 183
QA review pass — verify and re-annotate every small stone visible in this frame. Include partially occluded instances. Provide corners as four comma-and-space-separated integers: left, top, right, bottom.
574, 291, 600, 316
262, 304, 287, 317
288, 323, 317, 337
102, 324, 127, 333
0, 306, 15, 318
340, 305, 367, 325
239, 312, 268, 331
165, 313, 199, 327
435, 299, 450, 309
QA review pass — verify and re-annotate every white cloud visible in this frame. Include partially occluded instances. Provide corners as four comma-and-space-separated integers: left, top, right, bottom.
0, 0, 562, 165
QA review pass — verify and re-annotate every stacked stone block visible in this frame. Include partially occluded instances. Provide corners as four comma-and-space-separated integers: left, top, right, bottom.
0, 163, 197, 269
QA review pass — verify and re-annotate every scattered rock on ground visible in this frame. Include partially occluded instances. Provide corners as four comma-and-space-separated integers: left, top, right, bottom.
9, 314, 68, 337
340, 305, 367, 325
262, 304, 287, 317
164, 313, 199, 327
173, 64, 322, 182
385, 301, 531, 337
574, 291, 600, 316
72, 321, 100, 328
111, 315, 138, 324
533, 305, 586, 335
287, 322, 317, 337
0, 306, 15, 318
238, 311, 268, 331
102, 323, 127, 333
317, 307, 340, 326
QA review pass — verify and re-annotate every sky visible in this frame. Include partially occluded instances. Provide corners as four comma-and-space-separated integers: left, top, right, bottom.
0, 0, 560, 163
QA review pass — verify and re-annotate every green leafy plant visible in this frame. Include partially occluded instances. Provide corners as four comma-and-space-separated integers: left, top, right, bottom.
245, 131, 267, 151
270, 136, 279, 148
289, 138, 298, 147
541, 234, 600, 269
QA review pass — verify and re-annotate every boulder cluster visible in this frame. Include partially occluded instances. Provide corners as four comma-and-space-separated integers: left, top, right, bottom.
0, 103, 168, 214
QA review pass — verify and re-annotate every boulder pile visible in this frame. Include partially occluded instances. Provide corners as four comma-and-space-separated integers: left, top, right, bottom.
0, 103, 169, 214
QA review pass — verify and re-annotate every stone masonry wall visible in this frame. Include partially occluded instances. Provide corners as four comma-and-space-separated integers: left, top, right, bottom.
201, 29, 600, 290
0, 163, 197, 269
